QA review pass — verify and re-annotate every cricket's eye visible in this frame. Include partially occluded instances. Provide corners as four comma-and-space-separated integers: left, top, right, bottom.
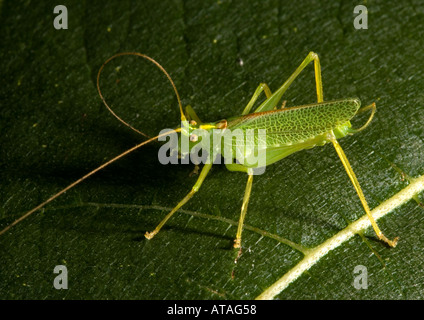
190, 134, 198, 142
190, 120, 197, 126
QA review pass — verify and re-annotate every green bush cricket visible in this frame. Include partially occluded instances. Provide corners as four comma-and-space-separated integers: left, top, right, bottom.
0, 51, 399, 251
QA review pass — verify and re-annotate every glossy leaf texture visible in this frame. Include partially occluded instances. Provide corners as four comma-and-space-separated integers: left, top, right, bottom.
1, 0, 423, 299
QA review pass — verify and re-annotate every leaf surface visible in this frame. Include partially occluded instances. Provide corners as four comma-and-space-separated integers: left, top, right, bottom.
1, 0, 423, 299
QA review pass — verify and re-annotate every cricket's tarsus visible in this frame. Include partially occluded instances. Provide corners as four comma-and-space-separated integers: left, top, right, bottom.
1, 51, 398, 252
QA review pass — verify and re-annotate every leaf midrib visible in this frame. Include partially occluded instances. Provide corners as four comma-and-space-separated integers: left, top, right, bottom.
256, 174, 424, 300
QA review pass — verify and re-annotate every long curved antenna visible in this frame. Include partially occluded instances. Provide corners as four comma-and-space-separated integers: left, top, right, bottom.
97, 52, 187, 137
0, 128, 181, 236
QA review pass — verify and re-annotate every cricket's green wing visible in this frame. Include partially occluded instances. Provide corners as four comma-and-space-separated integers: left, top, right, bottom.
228, 98, 360, 146
225, 99, 361, 167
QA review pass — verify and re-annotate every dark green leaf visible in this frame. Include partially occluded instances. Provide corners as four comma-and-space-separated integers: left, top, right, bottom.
1, 0, 423, 299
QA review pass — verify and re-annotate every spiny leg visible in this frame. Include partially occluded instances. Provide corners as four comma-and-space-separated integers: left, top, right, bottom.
184, 105, 203, 176
225, 164, 255, 249
234, 173, 254, 248
145, 163, 212, 239
329, 134, 398, 247
255, 51, 324, 113
242, 83, 272, 115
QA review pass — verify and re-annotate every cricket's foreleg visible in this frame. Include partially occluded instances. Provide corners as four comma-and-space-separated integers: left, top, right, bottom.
234, 173, 254, 248
242, 83, 272, 115
330, 135, 399, 247
255, 51, 324, 113
144, 163, 212, 239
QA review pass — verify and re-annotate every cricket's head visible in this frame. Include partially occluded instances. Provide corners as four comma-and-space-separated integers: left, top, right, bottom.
172, 119, 228, 159
181, 119, 227, 139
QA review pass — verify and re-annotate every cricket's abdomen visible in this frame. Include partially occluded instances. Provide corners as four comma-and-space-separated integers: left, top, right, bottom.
227, 98, 361, 148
